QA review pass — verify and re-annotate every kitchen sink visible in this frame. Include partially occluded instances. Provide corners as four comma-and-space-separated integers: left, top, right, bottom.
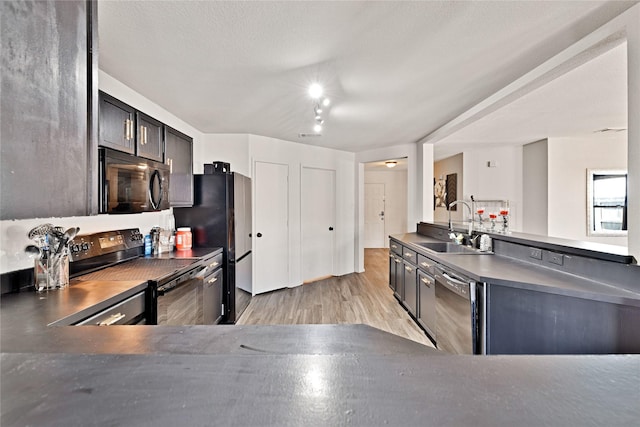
416, 242, 485, 254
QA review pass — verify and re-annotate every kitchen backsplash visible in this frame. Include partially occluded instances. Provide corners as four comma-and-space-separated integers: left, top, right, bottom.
0, 210, 175, 274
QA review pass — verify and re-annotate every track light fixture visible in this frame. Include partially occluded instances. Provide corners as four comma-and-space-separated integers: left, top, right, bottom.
307, 84, 332, 136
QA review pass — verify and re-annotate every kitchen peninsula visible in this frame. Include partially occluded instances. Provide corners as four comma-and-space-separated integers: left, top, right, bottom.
390, 222, 640, 355
3, 225, 640, 425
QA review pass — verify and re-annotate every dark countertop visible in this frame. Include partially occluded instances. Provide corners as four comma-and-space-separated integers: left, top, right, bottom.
2, 348, 639, 426
391, 232, 640, 307
0, 279, 148, 328
429, 221, 636, 263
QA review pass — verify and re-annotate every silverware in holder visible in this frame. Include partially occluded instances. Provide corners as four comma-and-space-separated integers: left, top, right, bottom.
27, 223, 76, 292
34, 252, 69, 292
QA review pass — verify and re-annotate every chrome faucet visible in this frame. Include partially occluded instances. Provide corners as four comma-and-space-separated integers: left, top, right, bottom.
448, 200, 474, 237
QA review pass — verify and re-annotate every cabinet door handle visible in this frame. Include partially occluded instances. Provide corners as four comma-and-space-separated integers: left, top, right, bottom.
329, 227, 334, 231
168, 158, 173, 173
209, 261, 219, 268
420, 277, 432, 286
405, 266, 413, 272
391, 244, 398, 249
207, 277, 218, 284
98, 313, 126, 326
256, 232, 262, 238
404, 252, 413, 258
420, 262, 429, 267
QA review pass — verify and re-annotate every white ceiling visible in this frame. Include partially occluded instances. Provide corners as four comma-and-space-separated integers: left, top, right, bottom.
433, 42, 628, 160
98, 1, 635, 154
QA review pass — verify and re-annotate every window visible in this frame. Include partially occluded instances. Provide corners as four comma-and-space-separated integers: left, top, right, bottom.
587, 169, 627, 236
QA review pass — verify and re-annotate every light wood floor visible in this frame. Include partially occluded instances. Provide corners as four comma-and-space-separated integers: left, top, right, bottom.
237, 248, 434, 347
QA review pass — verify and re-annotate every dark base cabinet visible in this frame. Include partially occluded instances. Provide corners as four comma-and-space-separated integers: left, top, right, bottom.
403, 260, 417, 317
486, 284, 640, 354
388, 253, 396, 291
389, 251, 403, 300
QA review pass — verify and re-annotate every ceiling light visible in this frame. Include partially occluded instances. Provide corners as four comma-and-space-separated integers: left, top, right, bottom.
313, 124, 322, 133
314, 105, 323, 115
385, 161, 397, 168
309, 83, 323, 99
322, 98, 331, 107
315, 114, 322, 121
315, 118, 324, 125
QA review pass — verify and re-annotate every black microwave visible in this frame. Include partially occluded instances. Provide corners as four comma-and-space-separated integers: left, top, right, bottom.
99, 148, 170, 214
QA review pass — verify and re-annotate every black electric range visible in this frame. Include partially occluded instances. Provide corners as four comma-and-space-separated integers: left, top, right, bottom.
69, 229, 218, 324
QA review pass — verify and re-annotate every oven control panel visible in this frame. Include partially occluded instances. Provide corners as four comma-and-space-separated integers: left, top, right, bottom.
69, 228, 145, 261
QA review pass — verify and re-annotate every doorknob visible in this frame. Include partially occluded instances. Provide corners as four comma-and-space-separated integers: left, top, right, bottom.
329, 227, 334, 231
256, 232, 263, 238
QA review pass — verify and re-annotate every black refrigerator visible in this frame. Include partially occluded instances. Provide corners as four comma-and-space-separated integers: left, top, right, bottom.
174, 172, 252, 323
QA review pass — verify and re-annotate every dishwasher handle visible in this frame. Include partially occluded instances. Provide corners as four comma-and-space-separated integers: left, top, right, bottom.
435, 268, 475, 301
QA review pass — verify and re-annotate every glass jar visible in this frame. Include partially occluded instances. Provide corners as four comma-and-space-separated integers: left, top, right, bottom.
175, 227, 192, 251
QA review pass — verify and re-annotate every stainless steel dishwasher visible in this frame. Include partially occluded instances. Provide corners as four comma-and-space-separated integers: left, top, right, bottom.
434, 265, 478, 354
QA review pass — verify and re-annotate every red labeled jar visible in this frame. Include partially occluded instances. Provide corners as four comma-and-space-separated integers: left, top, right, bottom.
175, 227, 192, 251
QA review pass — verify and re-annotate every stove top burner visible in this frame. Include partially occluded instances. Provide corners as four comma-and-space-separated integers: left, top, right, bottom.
75, 258, 197, 282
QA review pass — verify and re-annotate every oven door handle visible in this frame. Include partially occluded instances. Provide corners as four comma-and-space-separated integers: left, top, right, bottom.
194, 266, 208, 278
157, 279, 190, 295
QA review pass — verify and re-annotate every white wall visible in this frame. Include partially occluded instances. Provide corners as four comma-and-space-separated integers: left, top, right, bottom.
548, 134, 628, 246
463, 146, 523, 232
364, 170, 408, 247
523, 139, 549, 235
196, 134, 250, 176
0, 212, 175, 274
419, 143, 435, 223
434, 153, 464, 224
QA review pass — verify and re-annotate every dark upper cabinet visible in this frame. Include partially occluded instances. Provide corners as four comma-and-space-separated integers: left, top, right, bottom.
1, 0, 94, 220
136, 112, 163, 162
98, 91, 135, 154
165, 126, 194, 207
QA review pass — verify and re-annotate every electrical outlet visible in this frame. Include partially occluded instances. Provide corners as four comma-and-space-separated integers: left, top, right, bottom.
549, 253, 564, 266
529, 248, 542, 260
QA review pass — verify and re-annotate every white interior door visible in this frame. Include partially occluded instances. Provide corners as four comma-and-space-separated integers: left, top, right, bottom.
302, 167, 335, 282
253, 161, 289, 295
364, 183, 386, 248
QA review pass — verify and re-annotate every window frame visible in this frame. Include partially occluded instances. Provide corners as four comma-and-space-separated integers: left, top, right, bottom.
586, 169, 628, 237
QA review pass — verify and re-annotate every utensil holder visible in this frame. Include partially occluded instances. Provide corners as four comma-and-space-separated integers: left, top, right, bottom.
34, 254, 69, 292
